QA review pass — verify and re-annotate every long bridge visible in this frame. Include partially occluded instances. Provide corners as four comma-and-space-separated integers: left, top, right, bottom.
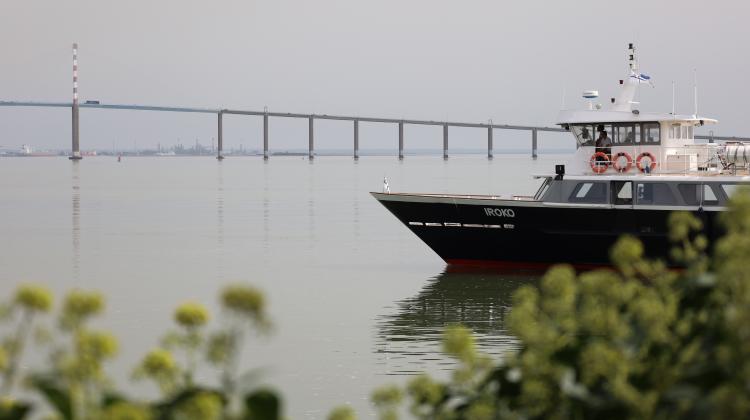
3, 44, 747, 161
2, 100, 747, 161
0, 99, 569, 160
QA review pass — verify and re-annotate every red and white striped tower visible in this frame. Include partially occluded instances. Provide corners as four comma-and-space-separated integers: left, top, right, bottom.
69, 42, 82, 160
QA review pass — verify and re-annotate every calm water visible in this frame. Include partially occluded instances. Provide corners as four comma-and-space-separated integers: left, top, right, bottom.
0, 154, 558, 418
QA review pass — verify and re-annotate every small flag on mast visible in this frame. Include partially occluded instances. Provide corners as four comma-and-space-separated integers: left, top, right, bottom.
631, 73, 653, 86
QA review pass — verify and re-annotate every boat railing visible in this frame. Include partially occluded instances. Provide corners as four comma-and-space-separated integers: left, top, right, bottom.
582, 143, 750, 176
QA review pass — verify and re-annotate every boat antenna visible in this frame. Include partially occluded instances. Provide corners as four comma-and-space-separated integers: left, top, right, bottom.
561, 85, 566, 109
671, 81, 676, 117
613, 43, 647, 111
693, 68, 699, 118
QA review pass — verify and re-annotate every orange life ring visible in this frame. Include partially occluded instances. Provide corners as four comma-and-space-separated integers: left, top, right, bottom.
612, 151, 633, 173
589, 152, 610, 174
636, 152, 657, 173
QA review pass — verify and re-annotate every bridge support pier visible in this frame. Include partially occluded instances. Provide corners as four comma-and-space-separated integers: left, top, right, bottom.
308, 116, 314, 160
263, 113, 269, 160
398, 121, 404, 160
443, 123, 449, 160
216, 111, 224, 160
532, 128, 538, 159
488, 126, 494, 159
353, 119, 359, 160
69, 104, 82, 160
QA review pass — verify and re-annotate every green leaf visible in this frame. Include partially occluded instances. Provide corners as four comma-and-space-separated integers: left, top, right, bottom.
0, 400, 32, 420
152, 387, 225, 420
153, 388, 200, 420
101, 392, 129, 408
244, 389, 281, 420
27, 376, 72, 420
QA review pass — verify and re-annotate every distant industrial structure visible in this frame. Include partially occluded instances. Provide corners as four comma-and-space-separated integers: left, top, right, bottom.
1, 44, 748, 161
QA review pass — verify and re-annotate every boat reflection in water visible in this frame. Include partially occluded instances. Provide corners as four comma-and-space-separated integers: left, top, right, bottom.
374, 268, 540, 376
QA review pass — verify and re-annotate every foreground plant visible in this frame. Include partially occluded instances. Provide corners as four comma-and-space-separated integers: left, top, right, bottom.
0, 285, 53, 394
209, 284, 270, 396
363, 191, 750, 420
133, 283, 276, 420
0, 283, 278, 420
0, 284, 53, 418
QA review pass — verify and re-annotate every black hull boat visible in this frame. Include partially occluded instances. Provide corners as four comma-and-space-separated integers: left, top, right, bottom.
373, 191, 722, 268
373, 44, 747, 269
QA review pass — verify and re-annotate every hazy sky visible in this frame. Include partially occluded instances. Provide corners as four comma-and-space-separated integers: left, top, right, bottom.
1, 0, 748, 151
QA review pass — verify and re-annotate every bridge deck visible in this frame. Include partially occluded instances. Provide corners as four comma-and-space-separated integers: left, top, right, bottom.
1, 100, 747, 159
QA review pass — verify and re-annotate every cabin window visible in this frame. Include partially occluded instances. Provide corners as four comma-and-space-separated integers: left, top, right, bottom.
681, 126, 689, 139
571, 125, 597, 147
634, 124, 642, 144
534, 178, 552, 200
642, 123, 660, 144
687, 126, 694, 139
705, 185, 718, 203
671, 124, 682, 139
636, 183, 676, 205
612, 181, 633, 205
569, 182, 608, 204
615, 125, 635, 145
574, 122, 659, 146
593, 124, 614, 146
678, 184, 720, 206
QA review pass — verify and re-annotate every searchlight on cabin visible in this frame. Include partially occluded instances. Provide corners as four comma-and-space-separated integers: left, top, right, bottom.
582, 90, 599, 99
582, 90, 600, 110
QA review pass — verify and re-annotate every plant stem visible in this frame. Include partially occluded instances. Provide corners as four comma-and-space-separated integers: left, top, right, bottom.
0, 309, 33, 395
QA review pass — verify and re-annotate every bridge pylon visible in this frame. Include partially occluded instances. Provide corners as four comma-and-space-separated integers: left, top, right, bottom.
69, 42, 82, 160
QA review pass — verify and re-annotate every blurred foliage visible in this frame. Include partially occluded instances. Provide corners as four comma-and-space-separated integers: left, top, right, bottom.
100, 401, 152, 420
367, 188, 750, 419
371, 385, 401, 420
211, 284, 272, 405
243, 389, 281, 420
14, 285, 53, 313
3, 190, 750, 419
220, 285, 266, 322
0, 283, 273, 420
132, 348, 179, 395
174, 302, 210, 329
60, 290, 103, 331
328, 405, 357, 420
161, 302, 211, 387
1, 284, 54, 398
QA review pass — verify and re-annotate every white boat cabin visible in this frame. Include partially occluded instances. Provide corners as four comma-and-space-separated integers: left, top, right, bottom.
554, 44, 745, 177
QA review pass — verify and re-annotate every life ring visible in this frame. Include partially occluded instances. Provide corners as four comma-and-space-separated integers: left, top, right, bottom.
612, 152, 633, 173
589, 152, 610, 174
636, 152, 657, 173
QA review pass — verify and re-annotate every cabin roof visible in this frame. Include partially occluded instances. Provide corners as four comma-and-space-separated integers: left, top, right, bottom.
556, 109, 718, 125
